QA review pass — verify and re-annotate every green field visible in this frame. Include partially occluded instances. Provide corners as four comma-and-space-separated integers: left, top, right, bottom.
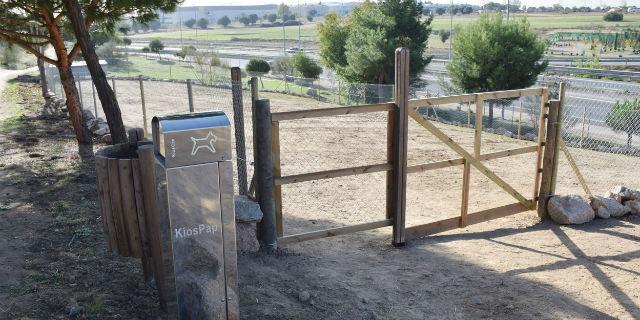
130, 24, 317, 42
130, 13, 640, 44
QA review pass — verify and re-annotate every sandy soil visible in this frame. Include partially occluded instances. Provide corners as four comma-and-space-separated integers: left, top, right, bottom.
2, 78, 639, 319
108, 80, 640, 319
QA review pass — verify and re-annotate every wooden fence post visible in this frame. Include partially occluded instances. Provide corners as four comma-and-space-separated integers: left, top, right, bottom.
254, 99, 277, 251
231, 67, 248, 196
139, 75, 148, 137
187, 79, 194, 113
537, 99, 562, 218
390, 48, 409, 247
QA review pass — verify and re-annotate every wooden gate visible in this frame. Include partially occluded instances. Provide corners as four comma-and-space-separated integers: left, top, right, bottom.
254, 48, 559, 247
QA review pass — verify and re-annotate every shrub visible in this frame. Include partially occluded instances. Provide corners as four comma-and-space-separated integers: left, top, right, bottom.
291, 52, 322, 79
271, 56, 292, 75
184, 18, 196, 29
603, 11, 623, 22
246, 59, 271, 74
218, 16, 231, 27
606, 99, 640, 147
197, 18, 209, 29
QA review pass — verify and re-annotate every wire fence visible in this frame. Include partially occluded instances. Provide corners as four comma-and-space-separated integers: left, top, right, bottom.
44, 60, 639, 197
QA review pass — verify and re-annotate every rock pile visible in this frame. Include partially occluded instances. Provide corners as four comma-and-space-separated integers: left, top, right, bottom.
82, 110, 112, 143
547, 186, 640, 225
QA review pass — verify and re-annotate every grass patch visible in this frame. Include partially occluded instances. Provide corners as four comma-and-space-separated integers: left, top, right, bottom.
130, 23, 317, 41
106, 56, 228, 81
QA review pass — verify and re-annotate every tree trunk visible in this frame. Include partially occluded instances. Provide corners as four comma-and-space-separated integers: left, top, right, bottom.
63, 0, 128, 144
37, 57, 48, 98
58, 63, 94, 158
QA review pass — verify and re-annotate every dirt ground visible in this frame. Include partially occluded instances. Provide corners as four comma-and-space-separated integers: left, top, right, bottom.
2, 77, 639, 319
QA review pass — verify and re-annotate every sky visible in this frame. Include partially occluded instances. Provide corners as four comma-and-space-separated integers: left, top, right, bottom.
181, 0, 638, 7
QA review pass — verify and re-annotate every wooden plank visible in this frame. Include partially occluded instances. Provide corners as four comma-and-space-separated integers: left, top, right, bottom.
392, 48, 410, 246
407, 88, 544, 109
479, 145, 538, 161
406, 203, 530, 240
95, 156, 116, 251
537, 100, 561, 218
107, 158, 130, 256
271, 121, 284, 237
271, 102, 395, 121
407, 158, 464, 173
409, 111, 533, 209
276, 163, 391, 186
559, 140, 593, 198
137, 145, 167, 309
278, 219, 393, 245
132, 159, 153, 280
532, 88, 549, 206
474, 96, 484, 158
460, 160, 471, 227
408, 94, 477, 108
118, 159, 143, 258
479, 88, 544, 100
139, 75, 148, 137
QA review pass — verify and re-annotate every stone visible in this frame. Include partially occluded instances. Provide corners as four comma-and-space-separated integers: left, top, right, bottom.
82, 109, 95, 121
234, 195, 263, 223
591, 196, 630, 218
547, 195, 595, 225
607, 186, 640, 202
298, 290, 311, 303
93, 123, 110, 136
87, 119, 101, 131
625, 200, 640, 214
235, 222, 259, 253
101, 134, 113, 144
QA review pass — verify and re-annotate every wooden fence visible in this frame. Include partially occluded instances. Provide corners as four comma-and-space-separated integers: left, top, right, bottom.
254, 48, 560, 247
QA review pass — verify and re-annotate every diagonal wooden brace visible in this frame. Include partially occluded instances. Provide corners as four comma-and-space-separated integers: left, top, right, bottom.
409, 110, 534, 210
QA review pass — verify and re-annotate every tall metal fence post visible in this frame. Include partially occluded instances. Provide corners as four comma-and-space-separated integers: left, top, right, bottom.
77, 80, 83, 109
92, 82, 98, 117
187, 79, 194, 113
139, 75, 148, 137
550, 82, 566, 194
390, 48, 409, 247
231, 67, 248, 196
253, 99, 277, 251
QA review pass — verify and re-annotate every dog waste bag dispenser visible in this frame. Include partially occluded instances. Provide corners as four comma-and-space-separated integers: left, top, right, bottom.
152, 112, 238, 320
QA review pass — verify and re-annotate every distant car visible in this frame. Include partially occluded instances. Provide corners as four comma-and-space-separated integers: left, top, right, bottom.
286, 47, 303, 54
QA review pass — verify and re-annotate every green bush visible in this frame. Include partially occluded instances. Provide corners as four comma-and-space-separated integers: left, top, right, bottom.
603, 11, 623, 22
291, 52, 322, 79
246, 59, 270, 74
271, 56, 292, 75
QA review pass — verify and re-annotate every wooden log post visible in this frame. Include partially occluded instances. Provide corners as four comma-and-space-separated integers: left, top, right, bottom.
253, 99, 277, 251
187, 79, 194, 113
248, 77, 259, 197
537, 99, 562, 218
271, 121, 284, 237
390, 48, 409, 247
231, 67, 249, 196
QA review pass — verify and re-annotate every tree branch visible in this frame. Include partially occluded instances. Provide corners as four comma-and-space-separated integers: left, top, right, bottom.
0, 33, 57, 65
0, 28, 49, 39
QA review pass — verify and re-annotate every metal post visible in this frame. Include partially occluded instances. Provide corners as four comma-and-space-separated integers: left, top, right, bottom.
92, 82, 98, 117
139, 75, 148, 137
580, 104, 587, 148
187, 79, 194, 112
77, 80, 83, 109
550, 82, 566, 194
254, 99, 277, 251
231, 67, 248, 196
